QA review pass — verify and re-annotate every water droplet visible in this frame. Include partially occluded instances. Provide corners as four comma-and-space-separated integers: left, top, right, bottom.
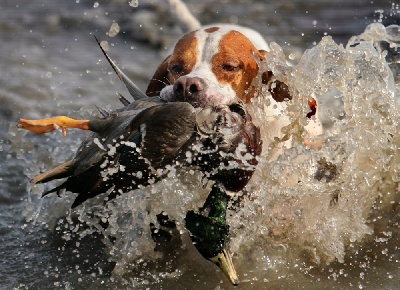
108, 22, 120, 37
129, 0, 139, 7
100, 40, 109, 52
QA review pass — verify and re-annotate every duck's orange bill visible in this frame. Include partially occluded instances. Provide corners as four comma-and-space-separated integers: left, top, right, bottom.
18, 116, 90, 136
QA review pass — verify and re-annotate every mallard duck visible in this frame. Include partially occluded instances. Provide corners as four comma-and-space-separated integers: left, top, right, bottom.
17, 42, 262, 285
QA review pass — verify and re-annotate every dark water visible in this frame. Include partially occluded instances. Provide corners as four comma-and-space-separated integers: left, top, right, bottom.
1, 0, 399, 289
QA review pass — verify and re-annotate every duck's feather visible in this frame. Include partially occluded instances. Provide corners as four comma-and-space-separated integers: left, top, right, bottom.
116, 92, 131, 106
32, 160, 73, 184
95, 36, 148, 100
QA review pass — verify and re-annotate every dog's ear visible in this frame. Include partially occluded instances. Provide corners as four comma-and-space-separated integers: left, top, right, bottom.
258, 49, 292, 103
146, 56, 171, 97
262, 71, 291, 102
268, 80, 292, 102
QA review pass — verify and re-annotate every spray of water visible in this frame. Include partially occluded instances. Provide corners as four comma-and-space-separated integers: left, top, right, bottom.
11, 23, 399, 285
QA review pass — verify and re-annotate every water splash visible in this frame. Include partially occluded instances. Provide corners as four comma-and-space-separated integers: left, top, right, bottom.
12, 23, 400, 286
241, 23, 399, 268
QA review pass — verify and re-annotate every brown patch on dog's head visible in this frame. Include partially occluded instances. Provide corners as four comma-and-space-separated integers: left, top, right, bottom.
211, 30, 265, 103
146, 31, 198, 97
205, 26, 220, 33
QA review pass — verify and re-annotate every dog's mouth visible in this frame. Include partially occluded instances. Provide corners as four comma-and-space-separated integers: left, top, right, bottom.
159, 83, 238, 109
186, 93, 237, 108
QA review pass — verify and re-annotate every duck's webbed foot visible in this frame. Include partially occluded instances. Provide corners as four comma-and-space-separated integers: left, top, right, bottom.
18, 116, 90, 136
185, 184, 239, 286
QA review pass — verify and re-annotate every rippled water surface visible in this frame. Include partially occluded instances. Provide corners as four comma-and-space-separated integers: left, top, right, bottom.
1, 1, 399, 289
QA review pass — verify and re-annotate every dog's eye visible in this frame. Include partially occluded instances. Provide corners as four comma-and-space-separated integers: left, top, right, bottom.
170, 64, 183, 74
222, 63, 240, 72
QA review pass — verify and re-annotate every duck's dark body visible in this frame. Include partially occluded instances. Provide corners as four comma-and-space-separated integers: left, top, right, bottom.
35, 98, 261, 208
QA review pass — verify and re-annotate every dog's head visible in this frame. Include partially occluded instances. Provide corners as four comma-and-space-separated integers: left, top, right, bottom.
146, 26, 271, 107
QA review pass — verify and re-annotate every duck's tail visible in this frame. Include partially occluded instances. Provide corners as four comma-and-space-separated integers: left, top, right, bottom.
32, 160, 74, 185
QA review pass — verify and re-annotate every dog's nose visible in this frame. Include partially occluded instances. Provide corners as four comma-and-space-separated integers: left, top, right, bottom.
173, 76, 205, 100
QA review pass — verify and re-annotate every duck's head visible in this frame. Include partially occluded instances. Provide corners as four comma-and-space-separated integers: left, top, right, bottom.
185, 185, 239, 285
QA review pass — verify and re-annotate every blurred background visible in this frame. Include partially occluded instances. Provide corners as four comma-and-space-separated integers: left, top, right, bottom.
1, 0, 398, 122
0, 0, 399, 289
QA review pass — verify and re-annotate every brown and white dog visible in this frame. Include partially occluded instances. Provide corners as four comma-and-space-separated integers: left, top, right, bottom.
145, 24, 290, 108
143, 24, 300, 159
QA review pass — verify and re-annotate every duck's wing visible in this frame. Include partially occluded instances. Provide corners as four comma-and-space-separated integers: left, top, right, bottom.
37, 106, 162, 206
29, 109, 147, 185
70, 103, 198, 207
21, 98, 164, 181
139, 103, 197, 168
36, 103, 198, 208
